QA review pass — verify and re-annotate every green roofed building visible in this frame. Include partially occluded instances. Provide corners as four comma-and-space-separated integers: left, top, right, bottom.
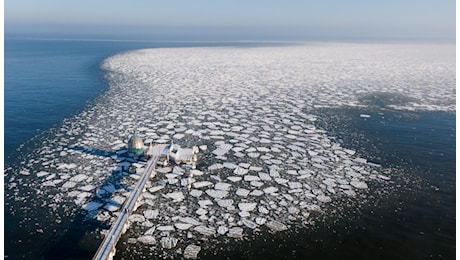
128, 131, 144, 155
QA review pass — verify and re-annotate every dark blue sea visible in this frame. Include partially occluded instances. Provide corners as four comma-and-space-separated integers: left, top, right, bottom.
4, 37, 455, 259
5, 37, 275, 158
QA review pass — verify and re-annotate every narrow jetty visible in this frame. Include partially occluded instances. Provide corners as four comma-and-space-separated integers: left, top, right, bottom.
93, 155, 159, 260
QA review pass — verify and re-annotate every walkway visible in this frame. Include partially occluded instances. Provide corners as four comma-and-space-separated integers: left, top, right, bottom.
93, 155, 159, 260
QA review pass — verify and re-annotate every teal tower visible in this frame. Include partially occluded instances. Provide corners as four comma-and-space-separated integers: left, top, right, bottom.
128, 131, 144, 155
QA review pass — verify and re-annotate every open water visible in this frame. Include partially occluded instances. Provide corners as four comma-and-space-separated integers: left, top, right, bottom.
5, 37, 272, 157
4, 37, 455, 259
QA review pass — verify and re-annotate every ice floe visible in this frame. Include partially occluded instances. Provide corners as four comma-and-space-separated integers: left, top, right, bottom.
183, 244, 201, 259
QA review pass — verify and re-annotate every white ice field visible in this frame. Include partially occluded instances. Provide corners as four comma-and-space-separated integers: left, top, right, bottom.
5, 43, 455, 258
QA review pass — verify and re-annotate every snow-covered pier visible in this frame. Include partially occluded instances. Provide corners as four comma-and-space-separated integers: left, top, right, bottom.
93, 155, 159, 260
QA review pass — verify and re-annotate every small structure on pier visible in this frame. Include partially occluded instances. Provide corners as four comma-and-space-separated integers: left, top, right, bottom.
125, 130, 198, 169
146, 141, 198, 169
127, 131, 144, 156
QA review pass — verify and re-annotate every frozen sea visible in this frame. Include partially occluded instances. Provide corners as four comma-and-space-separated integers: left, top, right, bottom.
4, 37, 455, 259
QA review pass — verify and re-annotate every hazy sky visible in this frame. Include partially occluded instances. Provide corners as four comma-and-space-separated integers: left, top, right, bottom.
4, 0, 456, 40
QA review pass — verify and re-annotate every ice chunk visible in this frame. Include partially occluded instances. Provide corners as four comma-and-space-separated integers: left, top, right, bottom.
249, 190, 264, 196
70, 174, 87, 183
212, 147, 230, 156
138, 236, 156, 245
247, 152, 260, 158
208, 163, 224, 170
258, 206, 269, 214
198, 199, 213, 208
223, 162, 238, 169
205, 189, 228, 199
144, 209, 159, 219
42, 181, 57, 187
74, 192, 91, 205
282, 194, 294, 201
239, 163, 251, 168
238, 202, 257, 212
20, 169, 30, 175
190, 169, 204, 176
354, 158, 367, 164
255, 217, 267, 225
257, 147, 271, 152
288, 182, 303, 189
242, 218, 257, 229
194, 226, 216, 236
144, 227, 156, 235
350, 181, 368, 189
344, 149, 356, 155
235, 188, 250, 197
265, 220, 288, 232
173, 133, 185, 139
196, 208, 208, 215
288, 206, 300, 214
156, 167, 172, 174
141, 221, 154, 228
322, 178, 336, 186
129, 214, 146, 223
157, 225, 175, 231
36, 171, 49, 177
111, 195, 125, 205
378, 175, 390, 181
250, 181, 264, 187
217, 199, 234, 208
249, 166, 263, 172
62, 181, 76, 189
274, 178, 288, 185
234, 167, 249, 175
175, 223, 194, 230
57, 163, 77, 170
103, 184, 116, 193
165, 191, 185, 201
263, 187, 278, 194
183, 244, 201, 259
103, 203, 120, 212
166, 173, 179, 179
214, 182, 232, 191
193, 181, 213, 189
180, 217, 201, 226
258, 172, 272, 181
210, 175, 222, 182
79, 184, 95, 192
289, 188, 303, 194
306, 204, 322, 211
217, 226, 228, 235
244, 175, 260, 181
189, 189, 203, 197
83, 201, 103, 211
161, 236, 178, 249
239, 211, 250, 218
227, 176, 242, 182
368, 162, 381, 167
343, 189, 357, 197
227, 227, 244, 238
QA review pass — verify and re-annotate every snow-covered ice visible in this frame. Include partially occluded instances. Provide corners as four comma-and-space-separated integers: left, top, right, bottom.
183, 244, 201, 259
5, 43, 455, 259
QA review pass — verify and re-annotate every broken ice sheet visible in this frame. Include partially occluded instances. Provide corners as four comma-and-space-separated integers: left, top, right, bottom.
6, 43, 454, 259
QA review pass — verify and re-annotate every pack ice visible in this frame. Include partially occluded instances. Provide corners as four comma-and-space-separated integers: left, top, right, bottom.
5, 43, 454, 259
